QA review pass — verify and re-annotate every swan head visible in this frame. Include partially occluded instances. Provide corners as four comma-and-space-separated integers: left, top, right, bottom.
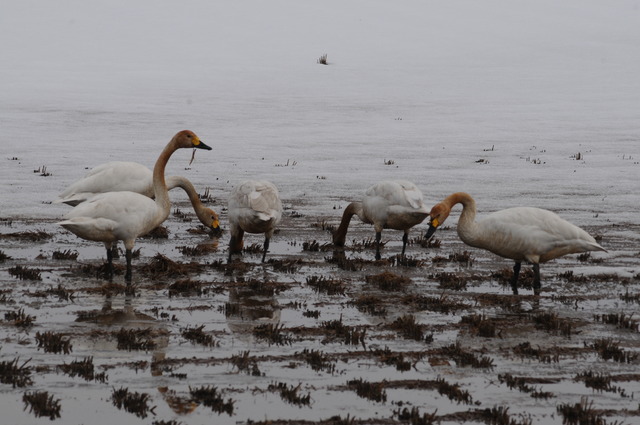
173, 130, 212, 150
199, 207, 221, 235
424, 202, 451, 240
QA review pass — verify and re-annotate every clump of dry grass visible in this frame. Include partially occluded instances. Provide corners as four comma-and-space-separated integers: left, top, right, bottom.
306, 275, 346, 295
189, 386, 234, 415
0, 357, 33, 388
8, 265, 42, 281
22, 391, 61, 420
58, 356, 107, 383
230, 351, 262, 376
35, 331, 72, 354
111, 387, 156, 419
268, 382, 311, 406
347, 378, 387, 403
181, 325, 217, 348
113, 328, 157, 351
366, 270, 411, 292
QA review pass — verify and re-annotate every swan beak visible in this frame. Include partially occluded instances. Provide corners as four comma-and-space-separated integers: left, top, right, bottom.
424, 218, 439, 240
194, 140, 212, 150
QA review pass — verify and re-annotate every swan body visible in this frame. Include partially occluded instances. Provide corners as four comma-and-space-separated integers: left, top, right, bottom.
424, 192, 606, 294
228, 180, 282, 262
56, 162, 219, 230
58, 130, 213, 281
333, 180, 429, 259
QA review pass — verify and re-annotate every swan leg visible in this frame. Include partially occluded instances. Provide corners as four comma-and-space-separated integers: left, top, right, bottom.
510, 262, 521, 295
228, 230, 244, 262
532, 263, 541, 295
124, 249, 132, 283
105, 246, 114, 281
401, 232, 409, 257
375, 231, 382, 260
262, 237, 270, 263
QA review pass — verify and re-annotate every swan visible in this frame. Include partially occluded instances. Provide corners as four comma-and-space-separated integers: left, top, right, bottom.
228, 180, 282, 262
56, 162, 219, 230
58, 130, 213, 282
332, 180, 429, 260
424, 192, 606, 295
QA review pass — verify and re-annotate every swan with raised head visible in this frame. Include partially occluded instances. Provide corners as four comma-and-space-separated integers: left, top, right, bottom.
56, 162, 219, 231
228, 180, 282, 262
58, 130, 213, 282
332, 180, 429, 260
424, 192, 606, 294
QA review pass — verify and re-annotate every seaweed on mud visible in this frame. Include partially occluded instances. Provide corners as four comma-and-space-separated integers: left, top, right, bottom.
243, 242, 264, 254
152, 420, 183, 425
189, 385, 234, 415
4, 308, 35, 328
35, 331, 73, 354
269, 258, 303, 273
370, 346, 413, 372
589, 339, 638, 363
31, 284, 75, 301
436, 377, 474, 405
493, 267, 535, 291
389, 254, 424, 267
111, 386, 156, 419
298, 348, 336, 374
461, 314, 498, 338
448, 250, 475, 266
594, 312, 640, 332
530, 311, 574, 338
311, 219, 335, 233
324, 252, 366, 271
346, 378, 387, 403
303, 309, 321, 319
619, 290, 640, 305
365, 270, 411, 292
181, 325, 217, 348
435, 272, 468, 291
141, 225, 169, 239
406, 293, 468, 314
0, 249, 12, 262
168, 278, 206, 297
177, 242, 218, 256
432, 343, 494, 369
113, 327, 157, 351
303, 240, 333, 252
349, 294, 387, 317
253, 323, 293, 346
268, 382, 312, 407
8, 265, 42, 281
498, 374, 555, 399
556, 397, 614, 425
480, 405, 532, 425
388, 314, 429, 342
58, 356, 107, 383
395, 407, 438, 425
306, 275, 346, 295
230, 351, 262, 376
320, 316, 366, 347
512, 342, 560, 364
140, 253, 204, 278
22, 390, 61, 420
0, 230, 52, 241
0, 357, 33, 388
52, 249, 79, 260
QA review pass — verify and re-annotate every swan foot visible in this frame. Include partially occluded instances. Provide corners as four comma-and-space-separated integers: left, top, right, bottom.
124, 249, 133, 284
532, 263, 541, 296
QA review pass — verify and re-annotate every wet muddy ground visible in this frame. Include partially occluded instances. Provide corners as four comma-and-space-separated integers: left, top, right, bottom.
1, 197, 639, 425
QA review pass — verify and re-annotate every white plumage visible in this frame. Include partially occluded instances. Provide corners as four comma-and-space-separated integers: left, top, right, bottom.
333, 180, 429, 259
424, 192, 606, 294
228, 180, 282, 262
56, 161, 219, 230
58, 130, 213, 282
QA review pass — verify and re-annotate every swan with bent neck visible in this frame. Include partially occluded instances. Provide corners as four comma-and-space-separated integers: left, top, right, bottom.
424, 192, 606, 294
56, 161, 219, 231
332, 180, 429, 260
58, 130, 213, 282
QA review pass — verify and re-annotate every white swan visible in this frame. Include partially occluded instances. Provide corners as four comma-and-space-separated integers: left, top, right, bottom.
424, 192, 606, 294
332, 180, 429, 260
58, 130, 212, 282
228, 180, 282, 262
56, 162, 219, 230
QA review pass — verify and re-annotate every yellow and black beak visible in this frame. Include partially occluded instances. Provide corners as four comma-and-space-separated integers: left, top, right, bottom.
195, 139, 212, 150
424, 218, 439, 240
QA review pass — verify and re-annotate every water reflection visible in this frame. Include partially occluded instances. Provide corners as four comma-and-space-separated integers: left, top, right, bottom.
225, 285, 281, 342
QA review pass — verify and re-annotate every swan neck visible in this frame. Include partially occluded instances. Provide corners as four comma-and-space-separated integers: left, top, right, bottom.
152, 140, 176, 218
334, 202, 361, 243
444, 192, 477, 240
168, 176, 203, 209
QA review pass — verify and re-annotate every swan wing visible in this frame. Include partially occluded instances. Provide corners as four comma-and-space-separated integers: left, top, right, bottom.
58, 162, 154, 203
476, 207, 603, 262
